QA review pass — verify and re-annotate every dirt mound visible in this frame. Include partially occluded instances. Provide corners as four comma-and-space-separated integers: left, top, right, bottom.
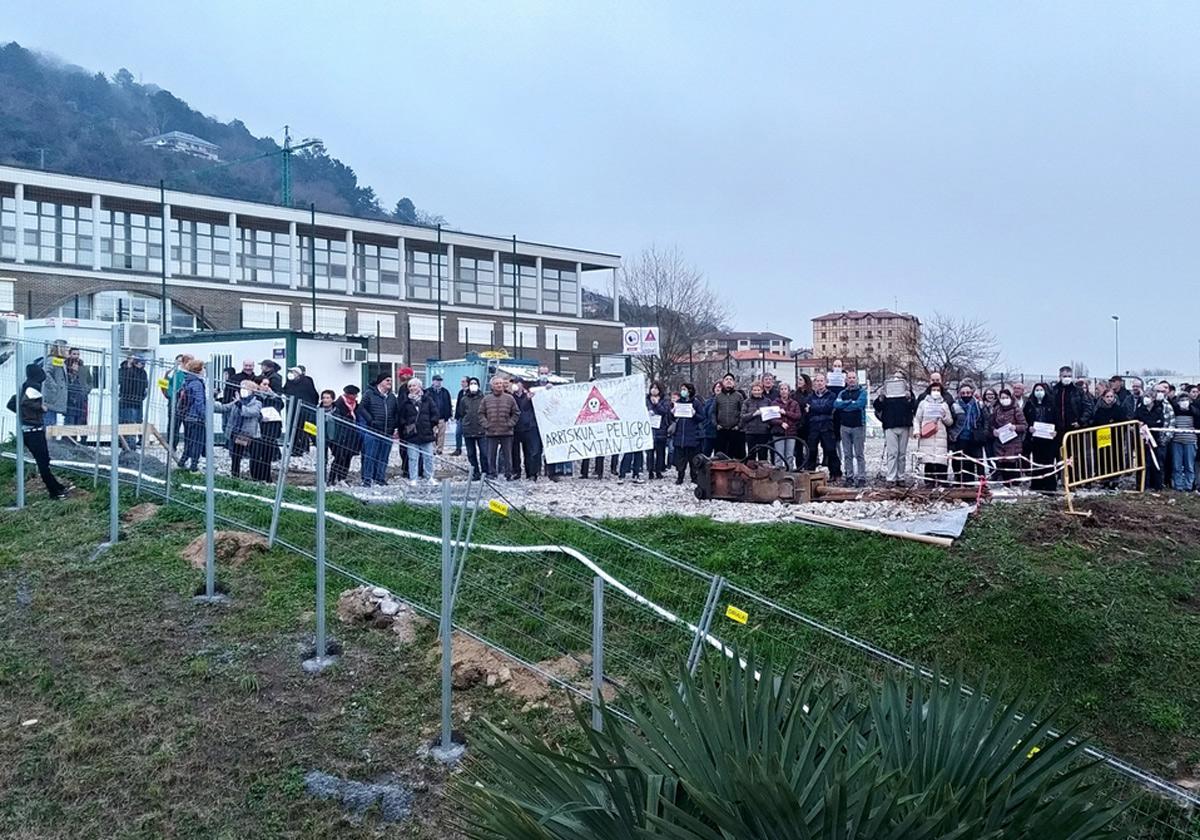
182, 531, 268, 570
121, 502, 160, 525
335, 586, 429, 644
432, 633, 617, 707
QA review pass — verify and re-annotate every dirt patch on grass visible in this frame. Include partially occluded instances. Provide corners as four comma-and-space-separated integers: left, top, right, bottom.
181, 530, 268, 569
120, 502, 160, 525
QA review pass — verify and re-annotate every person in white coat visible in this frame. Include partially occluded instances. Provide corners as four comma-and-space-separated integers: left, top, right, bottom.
911, 383, 954, 487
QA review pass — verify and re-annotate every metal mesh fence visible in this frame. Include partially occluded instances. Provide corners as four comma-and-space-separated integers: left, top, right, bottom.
2, 326, 1196, 835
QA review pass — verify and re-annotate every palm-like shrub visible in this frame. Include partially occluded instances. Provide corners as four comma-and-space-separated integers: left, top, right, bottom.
458, 651, 1133, 839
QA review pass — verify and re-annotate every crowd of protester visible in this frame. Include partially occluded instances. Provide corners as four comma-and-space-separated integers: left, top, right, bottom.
9, 344, 1200, 499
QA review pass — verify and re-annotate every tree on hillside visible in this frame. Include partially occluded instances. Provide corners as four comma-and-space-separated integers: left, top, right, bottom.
392, 197, 417, 223
904, 312, 1001, 383
620, 245, 727, 385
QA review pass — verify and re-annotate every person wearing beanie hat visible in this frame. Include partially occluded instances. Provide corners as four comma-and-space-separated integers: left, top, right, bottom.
328, 384, 364, 485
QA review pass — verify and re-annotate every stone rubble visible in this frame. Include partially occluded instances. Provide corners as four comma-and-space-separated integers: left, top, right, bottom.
335, 585, 429, 644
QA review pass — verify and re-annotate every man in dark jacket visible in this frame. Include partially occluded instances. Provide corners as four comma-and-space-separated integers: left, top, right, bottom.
1051, 365, 1090, 434
7, 362, 71, 499
259, 359, 283, 395
359, 374, 399, 486
510, 378, 542, 480
1108, 375, 1136, 419
833, 371, 868, 486
231, 359, 258, 390
118, 354, 149, 449
455, 377, 488, 478
712, 373, 745, 458
803, 373, 841, 478
452, 376, 469, 456
283, 365, 320, 455
428, 374, 453, 455
873, 374, 916, 486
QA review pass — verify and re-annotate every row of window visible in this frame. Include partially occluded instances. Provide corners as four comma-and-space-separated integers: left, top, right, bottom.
242, 301, 577, 350
1, 197, 580, 314
817, 329, 898, 340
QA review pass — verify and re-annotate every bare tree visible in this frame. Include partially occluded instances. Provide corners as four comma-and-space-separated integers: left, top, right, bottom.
620, 245, 727, 385
904, 312, 1001, 383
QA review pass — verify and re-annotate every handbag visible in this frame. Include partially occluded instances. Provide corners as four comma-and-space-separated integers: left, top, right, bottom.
920, 421, 939, 439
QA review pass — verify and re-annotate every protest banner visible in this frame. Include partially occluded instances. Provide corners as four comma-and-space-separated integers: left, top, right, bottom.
532, 374, 653, 463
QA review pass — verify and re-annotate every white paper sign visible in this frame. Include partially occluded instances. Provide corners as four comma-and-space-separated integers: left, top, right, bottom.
759, 405, 782, 421
996, 424, 1018, 444
884, 380, 908, 398
532, 374, 654, 463
673, 402, 695, 419
260, 406, 282, 423
1032, 421, 1056, 439
827, 370, 846, 388
648, 414, 662, 429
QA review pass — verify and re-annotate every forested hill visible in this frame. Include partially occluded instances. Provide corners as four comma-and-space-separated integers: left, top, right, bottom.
0, 42, 439, 223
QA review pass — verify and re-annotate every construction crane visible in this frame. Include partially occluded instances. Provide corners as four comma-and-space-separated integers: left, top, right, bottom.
280, 125, 323, 207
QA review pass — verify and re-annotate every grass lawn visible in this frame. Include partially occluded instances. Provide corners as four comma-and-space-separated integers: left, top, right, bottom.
1, 460, 1197, 838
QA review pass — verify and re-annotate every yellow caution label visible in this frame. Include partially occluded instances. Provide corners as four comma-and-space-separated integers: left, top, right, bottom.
1026, 745, 1041, 759
1096, 427, 1112, 449
157, 377, 170, 389
51, 357, 64, 367
303, 421, 318, 436
725, 604, 748, 625
488, 499, 510, 517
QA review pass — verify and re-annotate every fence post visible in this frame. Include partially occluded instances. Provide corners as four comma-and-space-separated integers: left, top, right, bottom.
303, 407, 336, 673
91, 350, 104, 487
432, 479, 464, 763
135, 357, 153, 498
165, 362, 175, 505
107, 326, 121, 545
591, 574, 605, 732
268, 396, 300, 548
687, 576, 725, 676
193, 363, 227, 605
12, 339, 25, 510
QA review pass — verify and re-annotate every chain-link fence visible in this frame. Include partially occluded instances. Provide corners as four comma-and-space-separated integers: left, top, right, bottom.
3, 326, 1196, 837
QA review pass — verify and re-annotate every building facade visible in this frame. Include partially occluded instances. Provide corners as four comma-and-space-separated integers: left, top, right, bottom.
0, 165, 624, 380
810, 310, 920, 371
692, 330, 792, 356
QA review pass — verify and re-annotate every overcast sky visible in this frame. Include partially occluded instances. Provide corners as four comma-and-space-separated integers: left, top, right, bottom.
7, 2, 1200, 376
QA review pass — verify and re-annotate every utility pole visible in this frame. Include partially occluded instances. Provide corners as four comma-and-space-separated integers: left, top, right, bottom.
279, 126, 320, 207
511, 235, 518, 357
1111, 315, 1120, 375
436, 224, 443, 360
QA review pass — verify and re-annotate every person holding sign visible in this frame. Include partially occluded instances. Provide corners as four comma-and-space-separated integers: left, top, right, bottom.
833, 371, 868, 486
739, 381, 774, 460
989, 388, 1028, 485
646, 382, 671, 479
911, 383, 953, 487
873, 373, 916, 486
671, 382, 704, 484
1022, 383, 1058, 492
768, 382, 803, 470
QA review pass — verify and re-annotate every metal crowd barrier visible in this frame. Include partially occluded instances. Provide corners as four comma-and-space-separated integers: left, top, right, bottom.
1060, 419, 1145, 514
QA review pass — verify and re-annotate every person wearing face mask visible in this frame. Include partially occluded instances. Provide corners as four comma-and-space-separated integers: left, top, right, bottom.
989, 388, 1028, 485
911, 383, 953, 487
1169, 388, 1199, 491
646, 382, 671, 479
452, 376, 470, 456
1023, 382, 1059, 492
1135, 386, 1169, 490
698, 380, 721, 456
948, 381, 990, 485
713, 373, 745, 458
455, 377, 488, 480
1050, 366, 1090, 437
739, 380, 774, 463
510, 378, 542, 481
671, 382, 704, 484
214, 380, 262, 480
283, 365, 320, 456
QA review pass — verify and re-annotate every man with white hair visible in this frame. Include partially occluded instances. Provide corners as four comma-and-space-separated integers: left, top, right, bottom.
480, 376, 520, 480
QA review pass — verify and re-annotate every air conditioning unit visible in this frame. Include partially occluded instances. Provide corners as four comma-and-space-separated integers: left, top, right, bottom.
341, 346, 369, 364
119, 323, 157, 351
0, 316, 20, 341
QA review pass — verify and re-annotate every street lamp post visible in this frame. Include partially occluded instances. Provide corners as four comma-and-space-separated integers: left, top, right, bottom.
436, 223, 443, 361
1111, 315, 1120, 375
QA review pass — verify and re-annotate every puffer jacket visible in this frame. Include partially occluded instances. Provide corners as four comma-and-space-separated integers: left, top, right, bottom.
647, 396, 671, 441
1051, 382, 1090, 431
1023, 392, 1057, 428
806, 389, 837, 433
1090, 401, 1129, 427
214, 396, 263, 443
912, 395, 953, 462
400, 393, 438, 444
41, 357, 68, 414
699, 396, 718, 440
480, 391, 519, 436
740, 395, 773, 435
833, 386, 867, 428
360, 387, 399, 437
989, 402, 1028, 459
948, 398, 990, 445
713, 389, 743, 430
181, 373, 207, 421
455, 390, 486, 438
671, 397, 704, 448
